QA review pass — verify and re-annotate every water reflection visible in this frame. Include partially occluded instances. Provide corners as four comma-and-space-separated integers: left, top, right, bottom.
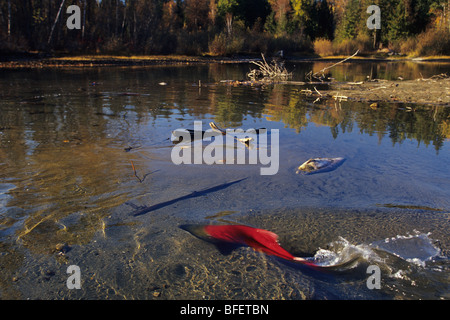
307, 60, 450, 81
0, 63, 449, 299
265, 98, 450, 152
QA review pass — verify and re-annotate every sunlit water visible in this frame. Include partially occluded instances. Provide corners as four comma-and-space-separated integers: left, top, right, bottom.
0, 61, 449, 300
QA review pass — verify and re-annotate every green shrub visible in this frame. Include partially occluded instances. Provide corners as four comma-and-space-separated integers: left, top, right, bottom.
102, 36, 126, 54
266, 33, 313, 55
208, 33, 228, 56
176, 31, 208, 56
208, 32, 244, 56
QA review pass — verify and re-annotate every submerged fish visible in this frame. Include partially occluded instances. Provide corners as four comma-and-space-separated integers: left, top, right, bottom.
180, 224, 361, 271
180, 224, 317, 267
296, 157, 345, 175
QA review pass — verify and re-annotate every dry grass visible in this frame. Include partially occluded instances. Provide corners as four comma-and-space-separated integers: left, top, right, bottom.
51, 55, 201, 61
313, 35, 372, 57
414, 29, 450, 57
313, 38, 334, 57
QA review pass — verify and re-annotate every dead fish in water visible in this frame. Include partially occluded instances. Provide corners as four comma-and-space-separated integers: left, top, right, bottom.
211, 122, 253, 147
171, 122, 267, 146
171, 128, 207, 144
208, 122, 267, 136
209, 122, 267, 147
296, 157, 345, 175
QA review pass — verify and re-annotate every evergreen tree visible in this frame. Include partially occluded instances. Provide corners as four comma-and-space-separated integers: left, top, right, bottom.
336, 0, 361, 40
313, 0, 334, 40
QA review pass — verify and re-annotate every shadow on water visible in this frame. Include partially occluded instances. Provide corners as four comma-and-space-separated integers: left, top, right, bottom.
130, 178, 247, 216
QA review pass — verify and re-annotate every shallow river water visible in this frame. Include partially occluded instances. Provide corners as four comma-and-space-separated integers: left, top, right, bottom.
0, 61, 449, 300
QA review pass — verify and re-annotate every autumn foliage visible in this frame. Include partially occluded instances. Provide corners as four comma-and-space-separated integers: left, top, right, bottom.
0, 0, 449, 57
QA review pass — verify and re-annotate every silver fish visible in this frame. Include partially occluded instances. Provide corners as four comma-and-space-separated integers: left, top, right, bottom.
296, 157, 345, 175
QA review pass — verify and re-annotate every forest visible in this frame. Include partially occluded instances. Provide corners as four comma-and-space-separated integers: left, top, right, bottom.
1, 0, 450, 57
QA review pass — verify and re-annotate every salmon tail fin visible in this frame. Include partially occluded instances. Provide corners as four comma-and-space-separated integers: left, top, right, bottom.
293, 257, 306, 262
293, 256, 318, 267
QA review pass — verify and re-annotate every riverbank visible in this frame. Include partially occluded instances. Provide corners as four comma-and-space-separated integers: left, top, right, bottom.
2, 53, 450, 69
0, 54, 253, 68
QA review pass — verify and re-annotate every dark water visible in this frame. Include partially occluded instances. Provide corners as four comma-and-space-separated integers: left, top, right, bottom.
0, 61, 449, 300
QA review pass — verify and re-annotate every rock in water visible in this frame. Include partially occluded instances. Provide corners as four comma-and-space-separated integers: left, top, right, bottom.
296, 157, 345, 175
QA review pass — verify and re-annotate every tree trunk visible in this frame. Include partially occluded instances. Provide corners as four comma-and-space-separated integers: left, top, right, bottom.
448, 0, 450, 32
82, 0, 86, 41
7, 0, 11, 41
373, 29, 378, 50
47, 0, 66, 46
115, 0, 119, 35
226, 12, 233, 36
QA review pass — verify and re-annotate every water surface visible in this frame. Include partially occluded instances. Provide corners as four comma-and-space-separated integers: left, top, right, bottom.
0, 61, 449, 300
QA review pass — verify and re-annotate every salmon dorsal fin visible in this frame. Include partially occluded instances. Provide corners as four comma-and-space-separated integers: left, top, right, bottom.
248, 227, 295, 261
254, 228, 279, 243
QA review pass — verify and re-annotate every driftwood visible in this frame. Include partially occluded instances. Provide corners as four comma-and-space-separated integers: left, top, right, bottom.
220, 79, 307, 86
130, 160, 154, 183
307, 50, 360, 82
417, 73, 449, 81
247, 53, 292, 81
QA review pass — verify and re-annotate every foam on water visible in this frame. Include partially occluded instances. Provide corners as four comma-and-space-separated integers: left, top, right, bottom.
309, 232, 442, 270
310, 236, 382, 267
371, 230, 442, 267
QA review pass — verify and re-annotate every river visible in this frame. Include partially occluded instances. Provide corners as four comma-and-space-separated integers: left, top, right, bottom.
0, 61, 449, 300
